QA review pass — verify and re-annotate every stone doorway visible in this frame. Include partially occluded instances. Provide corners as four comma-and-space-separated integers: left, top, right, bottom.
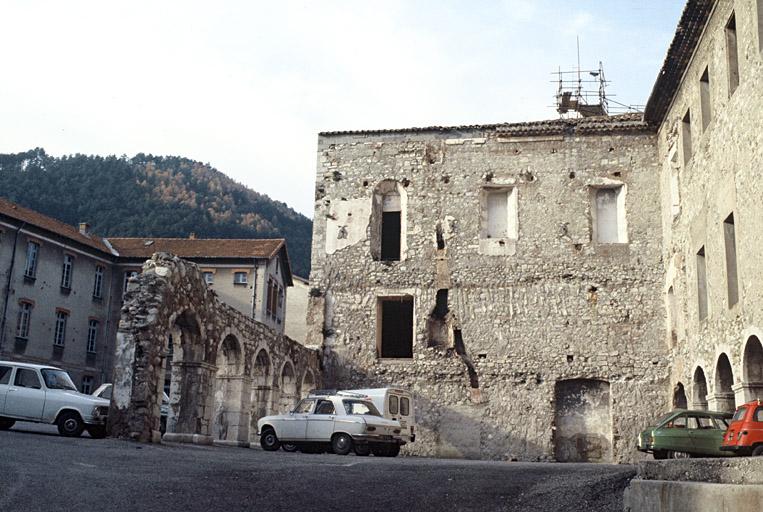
553, 379, 612, 463
711, 353, 735, 412
213, 334, 247, 444
692, 366, 708, 410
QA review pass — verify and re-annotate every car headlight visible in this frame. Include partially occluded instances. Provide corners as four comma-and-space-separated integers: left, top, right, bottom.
92, 406, 109, 416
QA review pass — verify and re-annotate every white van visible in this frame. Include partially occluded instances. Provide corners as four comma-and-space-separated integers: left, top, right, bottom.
348, 387, 416, 443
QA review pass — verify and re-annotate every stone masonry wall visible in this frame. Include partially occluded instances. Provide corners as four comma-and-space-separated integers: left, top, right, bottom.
307, 120, 670, 462
109, 253, 321, 445
658, 0, 763, 410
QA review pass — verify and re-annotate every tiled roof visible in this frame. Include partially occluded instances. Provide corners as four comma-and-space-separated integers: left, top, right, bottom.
107, 237, 286, 260
319, 113, 650, 137
644, 0, 716, 125
0, 197, 114, 255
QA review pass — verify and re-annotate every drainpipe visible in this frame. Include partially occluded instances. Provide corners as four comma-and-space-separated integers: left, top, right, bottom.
0, 222, 27, 354
251, 259, 258, 320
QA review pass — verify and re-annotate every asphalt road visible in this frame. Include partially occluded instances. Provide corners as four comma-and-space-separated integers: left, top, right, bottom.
1, 422, 636, 512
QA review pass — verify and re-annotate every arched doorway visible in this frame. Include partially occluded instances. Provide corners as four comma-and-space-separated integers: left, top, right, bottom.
250, 349, 272, 442
279, 361, 298, 413
301, 370, 315, 399
692, 367, 708, 410
213, 335, 244, 442
742, 336, 763, 400
165, 310, 206, 437
672, 382, 688, 409
712, 353, 736, 412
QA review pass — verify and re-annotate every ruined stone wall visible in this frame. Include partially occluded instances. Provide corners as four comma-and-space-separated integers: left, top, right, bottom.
307, 122, 669, 462
658, 0, 763, 409
109, 253, 321, 445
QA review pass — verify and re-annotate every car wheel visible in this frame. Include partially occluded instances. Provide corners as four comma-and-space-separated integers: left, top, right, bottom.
282, 443, 299, 452
87, 425, 108, 439
752, 445, 763, 457
669, 450, 691, 459
57, 411, 85, 437
0, 418, 15, 430
652, 450, 668, 460
371, 443, 390, 456
331, 433, 353, 455
384, 444, 401, 457
259, 428, 281, 451
354, 443, 371, 456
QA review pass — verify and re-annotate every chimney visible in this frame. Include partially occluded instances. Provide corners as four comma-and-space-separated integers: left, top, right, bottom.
79, 222, 91, 235
189, 232, 196, 240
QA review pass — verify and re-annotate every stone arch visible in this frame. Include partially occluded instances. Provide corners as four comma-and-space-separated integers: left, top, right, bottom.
301, 369, 316, 398
692, 366, 708, 410
212, 334, 247, 443
250, 348, 272, 441
742, 335, 763, 390
672, 382, 688, 409
278, 360, 298, 413
712, 353, 735, 412
370, 179, 408, 261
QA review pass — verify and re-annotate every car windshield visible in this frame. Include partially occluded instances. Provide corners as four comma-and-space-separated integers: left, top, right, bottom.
732, 407, 747, 422
343, 399, 381, 416
41, 369, 77, 391
654, 411, 677, 427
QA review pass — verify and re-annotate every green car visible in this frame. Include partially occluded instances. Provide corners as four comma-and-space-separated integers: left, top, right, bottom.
637, 409, 733, 459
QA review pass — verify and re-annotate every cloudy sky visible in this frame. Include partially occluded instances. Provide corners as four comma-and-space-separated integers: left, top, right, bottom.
0, 1, 684, 218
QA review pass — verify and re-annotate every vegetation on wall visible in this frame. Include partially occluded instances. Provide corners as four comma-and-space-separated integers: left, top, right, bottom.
0, 148, 313, 277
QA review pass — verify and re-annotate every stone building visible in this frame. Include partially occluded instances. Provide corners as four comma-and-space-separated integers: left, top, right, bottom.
646, 0, 763, 413
306, 115, 669, 462
285, 275, 309, 344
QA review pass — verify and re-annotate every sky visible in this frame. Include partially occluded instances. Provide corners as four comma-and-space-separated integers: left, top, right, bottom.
0, 0, 685, 218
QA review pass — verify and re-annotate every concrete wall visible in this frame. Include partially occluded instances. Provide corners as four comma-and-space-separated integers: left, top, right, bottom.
658, 0, 763, 409
307, 122, 669, 462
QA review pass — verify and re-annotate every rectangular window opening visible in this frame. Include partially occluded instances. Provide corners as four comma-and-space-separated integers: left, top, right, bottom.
24, 241, 39, 278
61, 254, 73, 289
16, 302, 32, 339
93, 265, 104, 299
700, 67, 711, 131
697, 246, 709, 321
378, 296, 413, 359
726, 13, 740, 96
723, 213, 739, 307
481, 187, 518, 240
593, 186, 627, 243
233, 271, 248, 285
87, 319, 99, 353
681, 109, 693, 164
54, 311, 68, 346
81, 376, 94, 395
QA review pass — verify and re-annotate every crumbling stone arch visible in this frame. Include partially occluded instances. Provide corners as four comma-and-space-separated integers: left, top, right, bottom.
213, 333, 249, 444
710, 353, 736, 412
741, 335, 763, 400
672, 382, 688, 409
370, 179, 408, 261
301, 369, 316, 398
250, 348, 273, 441
692, 366, 708, 411
278, 360, 298, 413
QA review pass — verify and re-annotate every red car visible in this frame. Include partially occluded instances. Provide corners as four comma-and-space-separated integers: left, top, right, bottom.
720, 399, 763, 456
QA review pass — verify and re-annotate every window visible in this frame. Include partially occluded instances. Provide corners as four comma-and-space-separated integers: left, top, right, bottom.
726, 13, 740, 96
277, 285, 284, 320
681, 109, 692, 164
723, 213, 739, 307
61, 254, 73, 289
480, 187, 518, 240
54, 310, 68, 346
24, 241, 39, 278
697, 246, 708, 320
381, 192, 402, 261
378, 296, 414, 359
93, 265, 104, 299
400, 397, 410, 416
371, 181, 407, 262
755, 407, 763, 422
123, 271, 138, 294
16, 301, 32, 339
0, 365, 12, 385
15, 368, 41, 389
86, 319, 98, 353
81, 376, 94, 395
592, 187, 627, 243
699, 67, 711, 131
233, 272, 248, 285
389, 395, 399, 415
203, 272, 214, 285
314, 400, 335, 415
293, 399, 315, 414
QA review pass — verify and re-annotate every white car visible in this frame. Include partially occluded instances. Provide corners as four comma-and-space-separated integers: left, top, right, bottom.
93, 383, 170, 433
348, 387, 416, 444
257, 391, 406, 456
0, 360, 110, 438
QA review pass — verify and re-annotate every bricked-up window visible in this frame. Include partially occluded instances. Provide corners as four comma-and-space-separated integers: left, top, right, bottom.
700, 67, 711, 131
24, 241, 40, 278
723, 213, 739, 307
53, 310, 68, 346
697, 246, 708, 321
381, 192, 402, 261
378, 296, 414, 359
16, 301, 32, 339
681, 109, 692, 164
61, 254, 73, 289
726, 13, 740, 96
93, 265, 104, 299
81, 375, 94, 395
592, 186, 627, 244
87, 319, 98, 353
480, 187, 518, 240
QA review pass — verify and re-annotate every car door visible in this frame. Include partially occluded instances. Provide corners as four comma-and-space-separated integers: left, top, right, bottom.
660, 413, 691, 452
306, 399, 336, 441
278, 398, 313, 440
688, 414, 723, 455
0, 364, 13, 413
4, 368, 45, 420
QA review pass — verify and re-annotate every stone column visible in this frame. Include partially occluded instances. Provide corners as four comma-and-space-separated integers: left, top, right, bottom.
733, 381, 763, 403
706, 392, 736, 413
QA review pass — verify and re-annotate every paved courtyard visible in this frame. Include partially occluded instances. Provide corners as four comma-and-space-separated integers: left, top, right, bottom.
1, 422, 635, 512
